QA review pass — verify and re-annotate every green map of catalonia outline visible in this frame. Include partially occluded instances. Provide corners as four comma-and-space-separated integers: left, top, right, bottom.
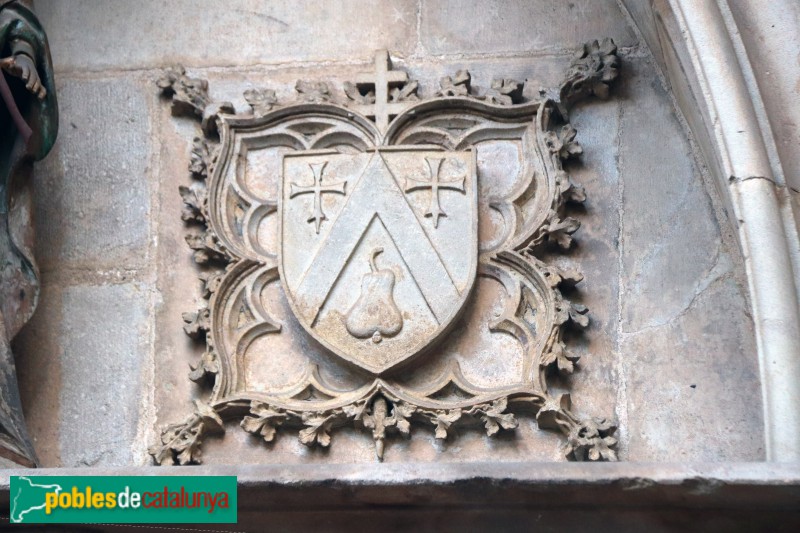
10, 476, 63, 523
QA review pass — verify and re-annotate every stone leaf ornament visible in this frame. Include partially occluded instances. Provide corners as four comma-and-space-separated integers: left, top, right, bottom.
150, 42, 621, 464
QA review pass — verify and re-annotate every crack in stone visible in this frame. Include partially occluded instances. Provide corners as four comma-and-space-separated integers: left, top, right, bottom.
622, 193, 724, 334
622, 253, 733, 337
729, 175, 800, 194
621, 246, 732, 336
231, 10, 289, 29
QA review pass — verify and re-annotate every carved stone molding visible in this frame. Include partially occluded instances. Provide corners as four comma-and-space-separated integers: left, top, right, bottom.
151, 43, 621, 464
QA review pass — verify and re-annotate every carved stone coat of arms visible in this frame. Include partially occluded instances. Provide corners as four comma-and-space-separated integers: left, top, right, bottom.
280, 146, 477, 374
151, 42, 621, 463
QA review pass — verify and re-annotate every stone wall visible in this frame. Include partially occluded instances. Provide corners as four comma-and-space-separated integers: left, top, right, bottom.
12, 0, 763, 467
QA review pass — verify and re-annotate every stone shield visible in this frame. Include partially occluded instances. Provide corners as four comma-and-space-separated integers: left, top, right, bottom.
279, 147, 478, 374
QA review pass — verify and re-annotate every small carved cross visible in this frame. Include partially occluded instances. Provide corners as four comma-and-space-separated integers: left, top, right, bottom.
352, 50, 411, 133
290, 162, 347, 234
405, 157, 466, 228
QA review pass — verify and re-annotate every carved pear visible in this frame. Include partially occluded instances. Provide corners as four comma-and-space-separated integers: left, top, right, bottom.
346, 248, 403, 343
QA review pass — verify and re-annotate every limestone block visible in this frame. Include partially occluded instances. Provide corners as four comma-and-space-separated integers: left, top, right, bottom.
617, 58, 763, 460
622, 278, 764, 461
34, 77, 152, 272
618, 58, 731, 332
420, 0, 637, 56
36, 0, 418, 72
15, 282, 151, 467
60, 283, 150, 467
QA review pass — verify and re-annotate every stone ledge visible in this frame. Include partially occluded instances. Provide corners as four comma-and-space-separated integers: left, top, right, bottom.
1, 462, 798, 502
1, 462, 797, 530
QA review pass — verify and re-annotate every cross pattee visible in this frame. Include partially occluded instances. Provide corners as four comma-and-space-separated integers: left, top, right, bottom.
289, 162, 347, 234
405, 157, 466, 228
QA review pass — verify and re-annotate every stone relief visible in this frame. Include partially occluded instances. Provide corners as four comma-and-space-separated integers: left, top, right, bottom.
151, 41, 621, 464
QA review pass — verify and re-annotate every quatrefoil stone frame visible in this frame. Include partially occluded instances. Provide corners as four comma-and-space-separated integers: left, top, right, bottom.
151, 41, 622, 464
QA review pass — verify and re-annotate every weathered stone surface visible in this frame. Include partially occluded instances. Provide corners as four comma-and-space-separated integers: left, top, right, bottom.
617, 57, 763, 460
7, 1, 768, 470
619, 0, 667, 76
618, 59, 726, 333
622, 278, 763, 461
36, 0, 418, 72
15, 282, 150, 467
420, 0, 637, 55
33, 77, 152, 271
58, 283, 149, 467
